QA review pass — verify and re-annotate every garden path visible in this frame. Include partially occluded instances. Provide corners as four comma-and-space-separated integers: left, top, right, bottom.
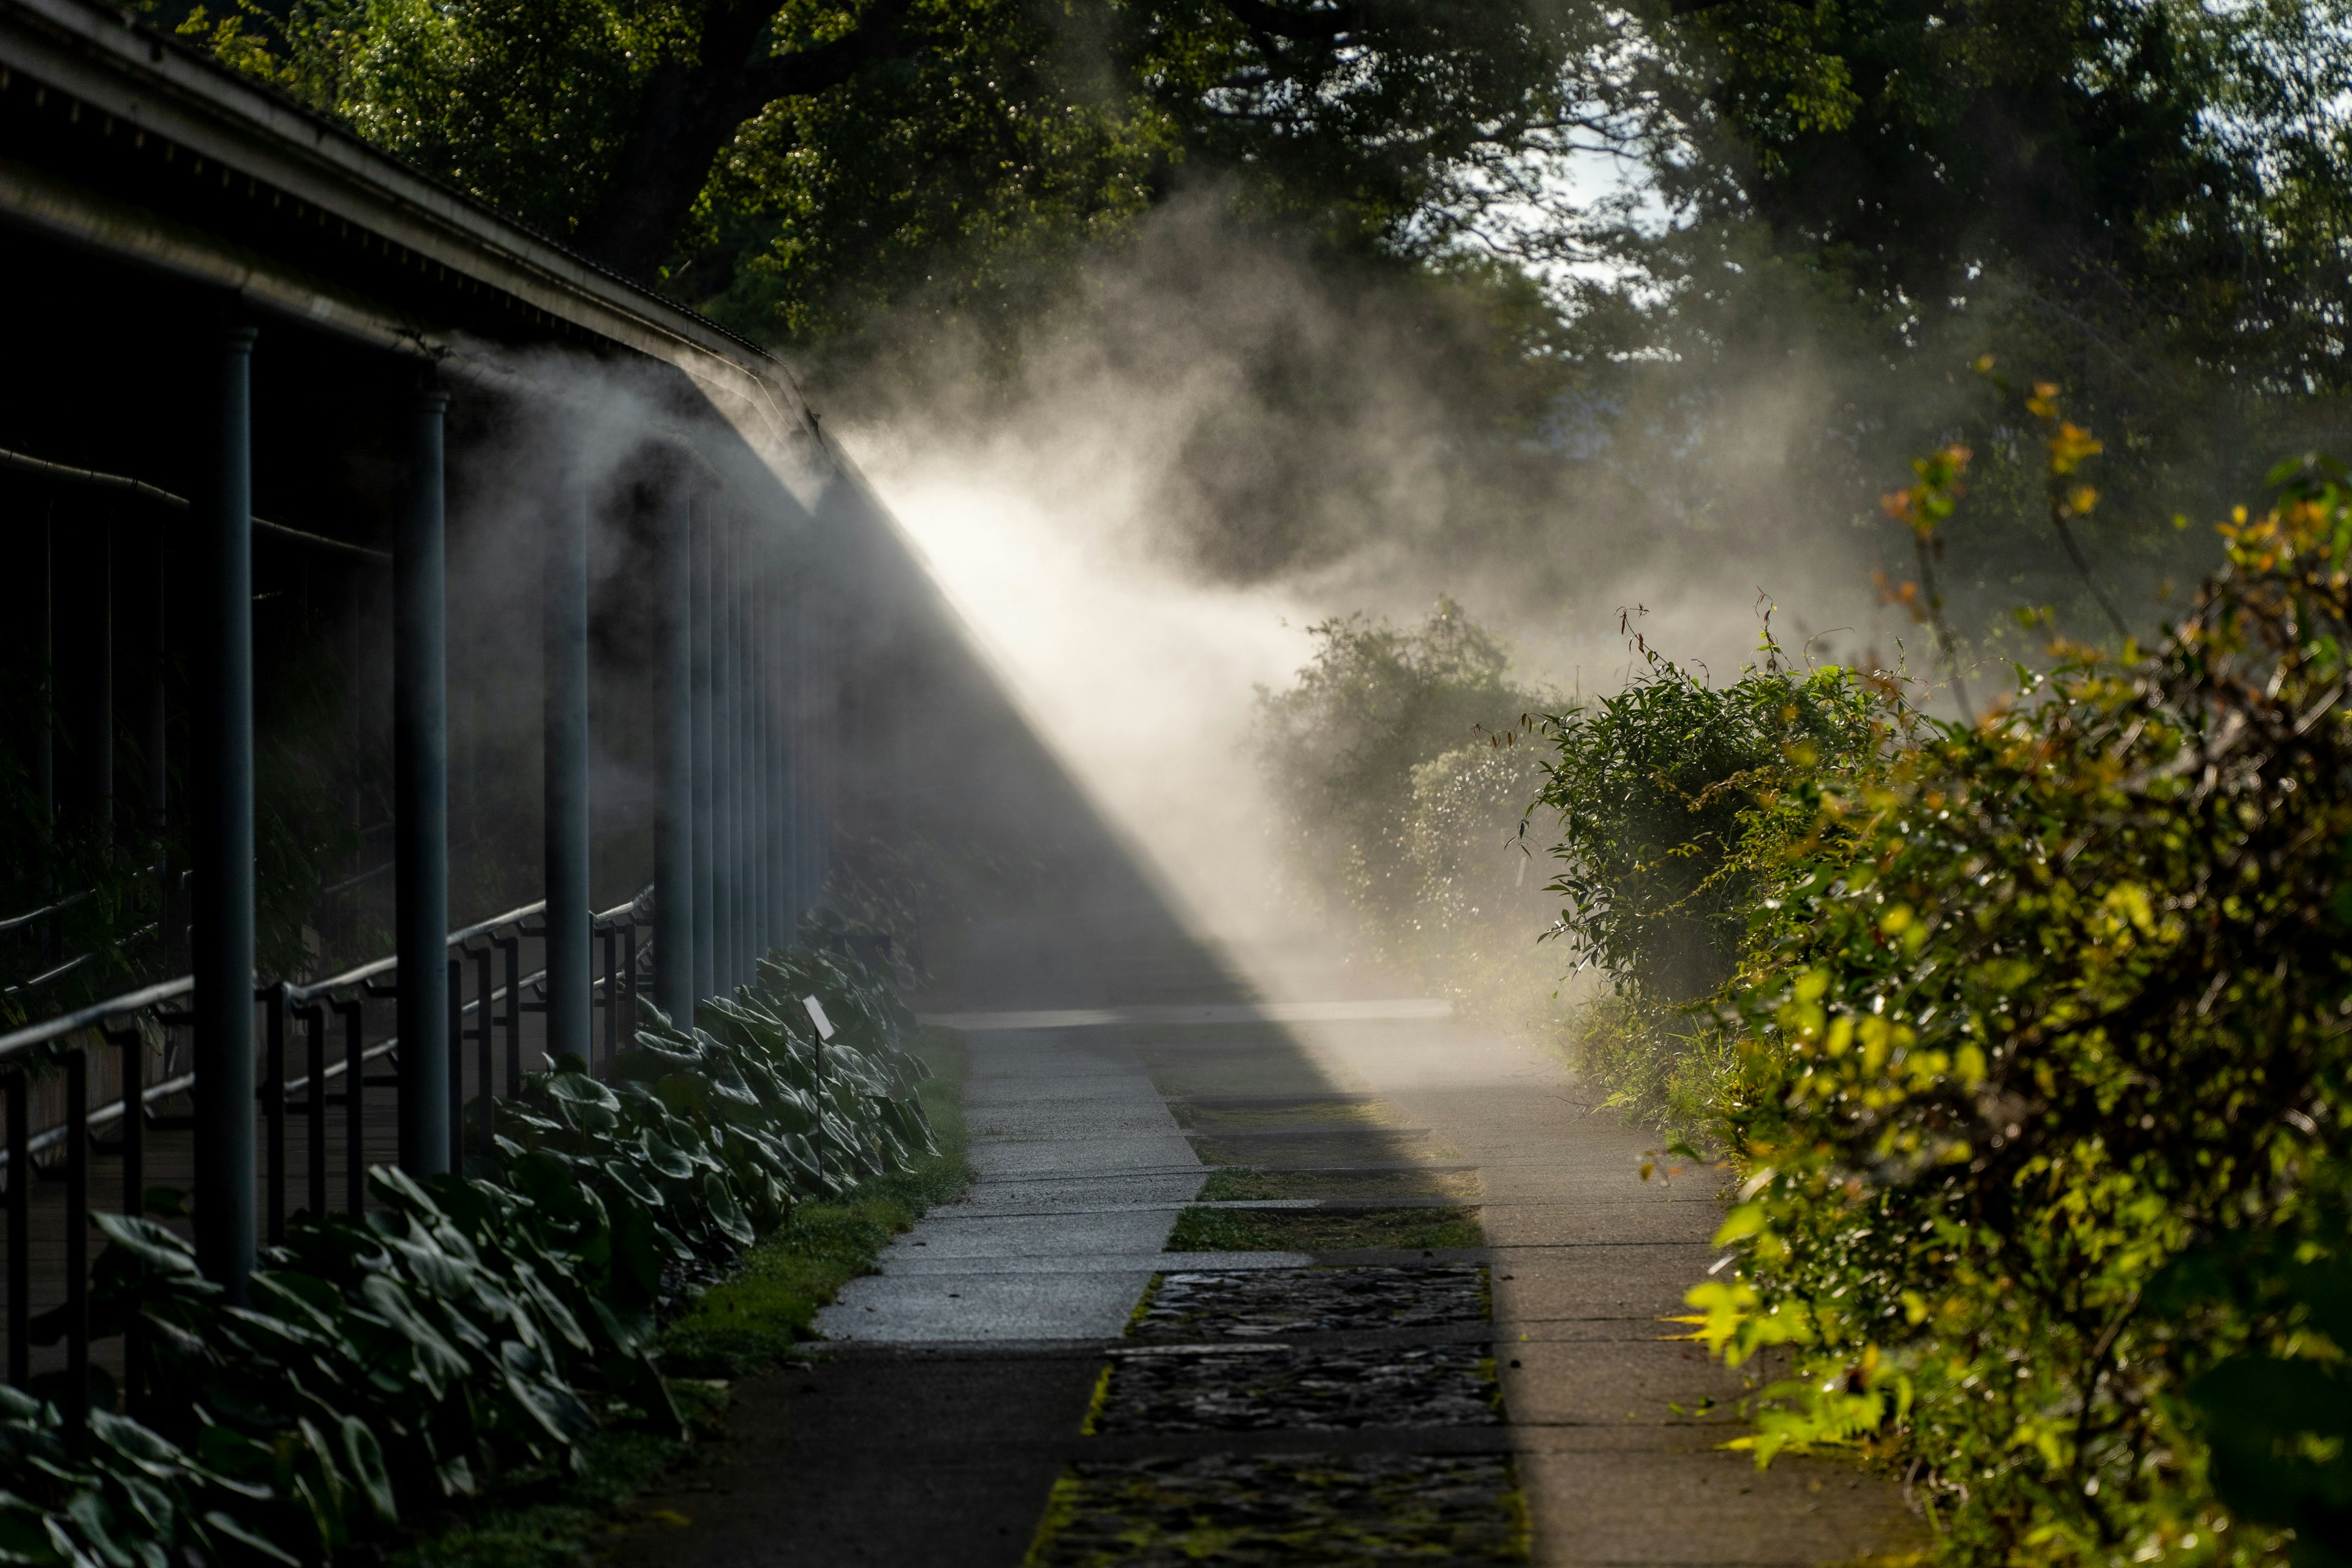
608, 910, 1924, 1567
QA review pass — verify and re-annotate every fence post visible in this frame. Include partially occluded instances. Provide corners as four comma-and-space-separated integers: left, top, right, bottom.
730, 517, 752, 980
655, 485, 696, 1025
396, 370, 451, 1178
96, 527, 113, 848
7, 1073, 25, 1387
192, 318, 258, 1299
544, 456, 591, 1065
264, 987, 285, 1243
691, 494, 717, 1005
149, 527, 177, 973
748, 551, 768, 963
710, 508, 734, 996
64, 1050, 86, 1443
780, 576, 799, 944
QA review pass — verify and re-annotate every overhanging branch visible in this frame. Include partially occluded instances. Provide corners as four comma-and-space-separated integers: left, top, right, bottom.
739, 0, 916, 108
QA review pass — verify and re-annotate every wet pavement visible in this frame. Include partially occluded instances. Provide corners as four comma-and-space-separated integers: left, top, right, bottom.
605, 914, 1924, 1567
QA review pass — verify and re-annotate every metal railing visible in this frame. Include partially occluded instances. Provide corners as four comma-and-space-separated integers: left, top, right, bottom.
0, 891, 652, 1432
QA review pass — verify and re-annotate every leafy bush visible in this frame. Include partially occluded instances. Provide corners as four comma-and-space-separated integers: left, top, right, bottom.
1255, 598, 1556, 1003
1257, 598, 1541, 927
1672, 459, 2352, 1564
1527, 645, 1902, 1127
1534, 647, 1894, 1007
0, 940, 939, 1564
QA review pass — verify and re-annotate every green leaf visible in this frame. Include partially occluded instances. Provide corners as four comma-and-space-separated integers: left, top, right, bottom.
88, 1216, 206, 1284
602, 1159, 665, 1210
701, 1174, 755, 1248
356, 1276, 467, 1400
331, 1415, 396, 1526
497, 1341, 597, 1446
545, 1072, 621, 1111
638, 1132, 697, 1183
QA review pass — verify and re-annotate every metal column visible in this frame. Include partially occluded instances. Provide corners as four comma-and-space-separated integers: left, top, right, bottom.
192, 320, 258, 1299
748, 554, 769, 962
543, 459, 591, 1066
780, 581, 809, 940
394, 374, 451, 1178
654, 485, 696, 1025
690, 497, 716, 1004
738, 530, 758, 974
710, 511, 734, 995
725, 516, 748, 982
95, 528, 113, 847
797, 595, 824, 912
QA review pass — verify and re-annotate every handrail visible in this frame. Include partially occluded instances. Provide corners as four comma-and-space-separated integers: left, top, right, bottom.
0, 888, 96, 937
0, 861, 178, 936
6, 931, 653, 1163
283, 898, 550, 1003
0, 445, 392, 564
0, 976, 194, 1061
3, 952, 93, 998
0, 893, 647, 1061
593, 892, 651, 932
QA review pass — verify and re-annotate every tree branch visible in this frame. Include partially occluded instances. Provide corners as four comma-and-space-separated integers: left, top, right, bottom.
1216, 0, 1357, 42
738, 0, 915, 111
575, 0, 920, 280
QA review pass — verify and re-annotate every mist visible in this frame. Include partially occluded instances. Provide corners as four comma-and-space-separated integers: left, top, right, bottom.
832, 197, 1961, 965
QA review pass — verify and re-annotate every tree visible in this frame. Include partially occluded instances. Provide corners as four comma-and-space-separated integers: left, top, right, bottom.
202, 0, 1617, 294
1659, 0, 2352, 391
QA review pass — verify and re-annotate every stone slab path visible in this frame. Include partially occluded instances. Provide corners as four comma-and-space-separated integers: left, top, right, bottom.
608, 919, 1926, 1567
1261, 1010, 1924, 1567
816, 1027, 1208, 1345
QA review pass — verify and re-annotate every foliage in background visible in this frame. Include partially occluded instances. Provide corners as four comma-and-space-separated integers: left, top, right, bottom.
1668, 0, 2352, 396
145, 0, 2352, 684
1465, 445, 2352, 1563
1676, 458, 2352, 1565
1533, 643, 1896, 1008
0, 943, 943, 1565
1253, 598, 1556, 1006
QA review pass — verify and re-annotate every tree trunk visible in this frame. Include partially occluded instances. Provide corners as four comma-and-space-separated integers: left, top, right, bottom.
575, 0, 914, 283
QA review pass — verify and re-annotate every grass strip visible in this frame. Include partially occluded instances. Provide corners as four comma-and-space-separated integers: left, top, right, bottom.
1196, 1166, 1483, 1202
393, 1025, 970, 1567
1165, 1204, 1484, 1253
1187, 1132, 1448, 1168
1169, 1099, 1397, 1131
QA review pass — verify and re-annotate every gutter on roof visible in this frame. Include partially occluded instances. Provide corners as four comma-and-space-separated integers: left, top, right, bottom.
0, 0, 832, 464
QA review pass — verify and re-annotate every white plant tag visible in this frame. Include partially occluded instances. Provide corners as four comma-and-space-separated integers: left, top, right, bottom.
801, 995, 835, 1041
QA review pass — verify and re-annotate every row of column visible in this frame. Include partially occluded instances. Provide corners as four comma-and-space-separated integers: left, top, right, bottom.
187, 322, 828, 1298
653, 495, 810, 1025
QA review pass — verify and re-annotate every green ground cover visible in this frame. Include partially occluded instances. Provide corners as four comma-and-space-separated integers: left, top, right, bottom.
1166, 1205, 1484, 1253
1168, 1098, 1396, 1132
397, 1027, 969, 1566
1196, 1167, 1482, 1204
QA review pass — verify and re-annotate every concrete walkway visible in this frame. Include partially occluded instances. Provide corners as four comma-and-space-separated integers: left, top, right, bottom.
609, 918, 1924, 1567
815, 1027, 1213, 1345
1269, 1010, 1924, 1567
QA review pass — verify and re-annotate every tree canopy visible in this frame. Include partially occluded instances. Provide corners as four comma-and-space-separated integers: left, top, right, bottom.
167, 0, 2352, 650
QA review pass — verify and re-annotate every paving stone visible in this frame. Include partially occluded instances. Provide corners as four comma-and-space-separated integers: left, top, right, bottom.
1032, 1452, 1528, 1566
1097, 1342, 1502, 1433
1134, 1266, 1490, 1340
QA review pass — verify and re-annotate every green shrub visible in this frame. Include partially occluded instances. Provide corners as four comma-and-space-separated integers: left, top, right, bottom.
1682, 459, 2352, 1565
0, 941, 939, 1564
1534, 648, 1896, 1007
1256, 598, 1547, 949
